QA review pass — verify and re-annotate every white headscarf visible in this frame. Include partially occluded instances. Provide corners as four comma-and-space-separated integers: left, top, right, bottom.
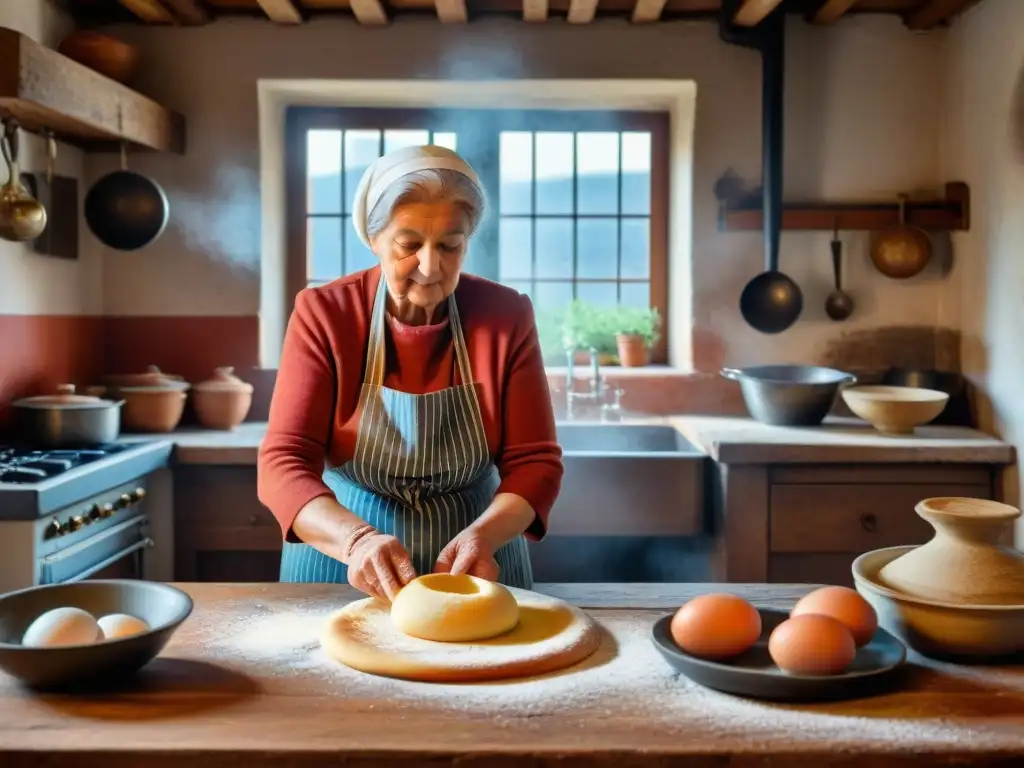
351, 144, 483, 248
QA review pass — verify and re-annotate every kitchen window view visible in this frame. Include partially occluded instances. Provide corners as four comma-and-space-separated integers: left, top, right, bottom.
287, 107, 669, 363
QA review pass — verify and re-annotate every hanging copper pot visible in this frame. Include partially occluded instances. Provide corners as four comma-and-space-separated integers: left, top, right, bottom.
870, 194, 932, 279
0, 119, 47, 242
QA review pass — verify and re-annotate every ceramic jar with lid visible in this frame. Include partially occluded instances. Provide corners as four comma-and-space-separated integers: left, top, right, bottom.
94, 365, 190, 433
192, 367, 253, 431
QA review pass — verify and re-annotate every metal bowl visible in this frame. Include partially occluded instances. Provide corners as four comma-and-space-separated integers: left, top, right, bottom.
0, 580, 193, 689
721, 365, 856, 426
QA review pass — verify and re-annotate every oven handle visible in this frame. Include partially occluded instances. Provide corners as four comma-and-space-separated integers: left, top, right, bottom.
66, 538, 154, 582
41, 516, 148, 565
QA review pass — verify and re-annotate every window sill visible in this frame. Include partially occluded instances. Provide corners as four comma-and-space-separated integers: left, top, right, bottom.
545, 365, 700, 378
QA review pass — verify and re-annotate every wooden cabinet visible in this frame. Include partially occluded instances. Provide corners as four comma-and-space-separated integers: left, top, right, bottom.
712, 462, 1000, 586
173, 466, 282, 582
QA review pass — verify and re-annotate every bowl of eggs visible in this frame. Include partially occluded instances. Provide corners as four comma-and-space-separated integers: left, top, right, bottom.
651, 587, 906, 701
0, 579, 193, 689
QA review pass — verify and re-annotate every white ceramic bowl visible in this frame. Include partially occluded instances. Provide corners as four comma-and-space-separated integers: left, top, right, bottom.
852, 546, 1024, 659
842, 385, 949, 435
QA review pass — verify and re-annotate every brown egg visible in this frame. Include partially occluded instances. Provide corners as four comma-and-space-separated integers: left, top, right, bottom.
791, 586, 878, 647
769, 614, 856, 676
670, 593, 762, 661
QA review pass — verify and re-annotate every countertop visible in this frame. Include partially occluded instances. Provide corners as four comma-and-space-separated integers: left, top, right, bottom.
2, 582, 1022, 767
129, 416, 1015, 466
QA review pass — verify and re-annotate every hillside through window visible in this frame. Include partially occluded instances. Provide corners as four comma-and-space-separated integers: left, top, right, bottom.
286, 107, 669, 363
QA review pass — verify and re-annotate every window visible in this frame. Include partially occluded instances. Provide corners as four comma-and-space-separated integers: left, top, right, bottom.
286, 107, 669, 362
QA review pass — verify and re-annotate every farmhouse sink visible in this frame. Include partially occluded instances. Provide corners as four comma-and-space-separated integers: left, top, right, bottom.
545, 422, 708, 538
557, 423, 702, 456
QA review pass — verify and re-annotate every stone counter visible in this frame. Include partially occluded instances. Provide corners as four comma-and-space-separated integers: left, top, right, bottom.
127, 417, 1015, 467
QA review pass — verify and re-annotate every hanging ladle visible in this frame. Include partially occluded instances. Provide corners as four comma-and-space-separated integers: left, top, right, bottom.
824, 219, 854, 321
738, 11, 803, 334
0, 118, 47, 242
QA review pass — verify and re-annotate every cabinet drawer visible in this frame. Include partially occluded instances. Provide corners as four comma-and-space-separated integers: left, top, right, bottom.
769, 483, 991, 553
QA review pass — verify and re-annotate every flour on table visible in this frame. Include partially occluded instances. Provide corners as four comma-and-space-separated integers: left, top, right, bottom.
190, 599, 1020, 751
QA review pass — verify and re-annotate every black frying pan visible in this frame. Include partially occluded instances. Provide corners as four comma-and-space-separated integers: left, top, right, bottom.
85, 142, 169, 251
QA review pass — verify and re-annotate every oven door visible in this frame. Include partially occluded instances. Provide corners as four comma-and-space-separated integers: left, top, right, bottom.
38, 515, 153, 584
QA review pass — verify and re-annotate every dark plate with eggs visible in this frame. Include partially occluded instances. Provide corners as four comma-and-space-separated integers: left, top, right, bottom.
651, 608, 907, 702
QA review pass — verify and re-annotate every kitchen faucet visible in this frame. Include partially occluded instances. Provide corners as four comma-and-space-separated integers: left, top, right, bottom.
564, 348, 623, 421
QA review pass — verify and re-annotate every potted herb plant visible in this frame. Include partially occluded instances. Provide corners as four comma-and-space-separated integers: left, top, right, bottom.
613, 306, 662, 367
561, 300, 619, 365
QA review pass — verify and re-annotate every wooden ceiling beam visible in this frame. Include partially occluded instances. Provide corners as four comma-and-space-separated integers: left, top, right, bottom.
523, 0, 548, 22
568, 0, 598, 24
905, 0, 982, 30
255, 0, 304, 24
161, 0, 210, 25
631, 0, 667, 23
116, 0, 176, 24
811, 0, 857, 25
435, 0, 468, 23
351, 0, 390, 24
733, 0, 784, 27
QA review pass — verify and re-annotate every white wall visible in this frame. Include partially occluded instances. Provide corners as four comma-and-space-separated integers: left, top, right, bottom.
941, 0, 1024, 518
94, 14, 949, 370
0, 0, 101, 316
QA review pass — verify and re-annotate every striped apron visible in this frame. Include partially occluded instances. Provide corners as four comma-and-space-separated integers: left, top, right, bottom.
280, 276, 533, 589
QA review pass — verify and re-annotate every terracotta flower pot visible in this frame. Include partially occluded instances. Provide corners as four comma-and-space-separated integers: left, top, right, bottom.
616, 334, 649, 367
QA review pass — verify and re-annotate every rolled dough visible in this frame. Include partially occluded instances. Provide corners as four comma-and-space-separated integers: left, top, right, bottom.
321, 587, 602, 682
390, 573, 519, 643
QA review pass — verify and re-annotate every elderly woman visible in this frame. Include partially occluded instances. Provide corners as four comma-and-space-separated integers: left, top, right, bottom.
258, 145, 563, 602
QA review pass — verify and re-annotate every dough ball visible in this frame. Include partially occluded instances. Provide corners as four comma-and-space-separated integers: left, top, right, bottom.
22, 607, 100, 648
97, 613, 150, 640
390, 573, 520, 643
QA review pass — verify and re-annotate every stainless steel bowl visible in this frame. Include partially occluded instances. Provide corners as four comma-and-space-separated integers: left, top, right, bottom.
721, 365, 856, 426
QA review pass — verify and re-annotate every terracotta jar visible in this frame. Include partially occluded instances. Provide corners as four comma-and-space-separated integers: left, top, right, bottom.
877, 497, 1024, 606
192, 367, 253, 431
616, 333, 649, 367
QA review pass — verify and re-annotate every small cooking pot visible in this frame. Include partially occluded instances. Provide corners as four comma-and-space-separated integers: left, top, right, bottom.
12, 384, 124, 448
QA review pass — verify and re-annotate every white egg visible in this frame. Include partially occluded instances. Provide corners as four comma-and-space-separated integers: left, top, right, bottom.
22, 607, 100, 648
97, 613, 150, 640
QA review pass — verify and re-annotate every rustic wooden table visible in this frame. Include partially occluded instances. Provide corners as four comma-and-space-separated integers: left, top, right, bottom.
1, 583, 1023, 767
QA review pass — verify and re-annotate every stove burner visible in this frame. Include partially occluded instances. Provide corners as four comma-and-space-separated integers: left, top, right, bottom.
0, 444, 135, 484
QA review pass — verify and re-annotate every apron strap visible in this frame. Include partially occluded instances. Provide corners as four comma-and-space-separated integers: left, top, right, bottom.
365, 270, 476, 388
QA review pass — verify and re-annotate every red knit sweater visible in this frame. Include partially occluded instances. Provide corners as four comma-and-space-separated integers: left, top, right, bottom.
257, 267, 563, 542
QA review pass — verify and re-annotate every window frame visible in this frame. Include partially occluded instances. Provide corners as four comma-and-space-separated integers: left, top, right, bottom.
284, 105, 670, 364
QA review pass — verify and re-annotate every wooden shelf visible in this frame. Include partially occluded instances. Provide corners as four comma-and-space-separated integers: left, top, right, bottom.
718, 181, 971, 232
0, 27, 185, 154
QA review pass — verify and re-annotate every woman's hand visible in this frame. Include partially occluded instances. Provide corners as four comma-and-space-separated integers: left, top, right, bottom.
433, 528, 500, 580
345, 527, 417, 602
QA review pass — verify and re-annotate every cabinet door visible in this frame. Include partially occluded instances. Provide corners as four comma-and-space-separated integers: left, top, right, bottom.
174, 466, 282, 582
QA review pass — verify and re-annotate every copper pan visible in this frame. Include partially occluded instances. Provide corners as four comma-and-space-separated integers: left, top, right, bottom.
870, 194, 932, 279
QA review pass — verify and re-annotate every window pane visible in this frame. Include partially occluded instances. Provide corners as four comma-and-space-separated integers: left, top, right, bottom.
535, 132, 573, 215
307, 130, 342, 215
307, 216, 343, 280
344, 216, 377, 274
343, 130, 381, 214
620, 281, 651, 309
499, 218, 532, 279
576, 218, 617, 279
576, 282, 619, 307
620, 217, 650, 279
504, 280, 532, 300
500, 132, 532, 215
535, 218, 574, 280
433, 132, 458, 151
621, 132, 652, 215
534, 281, 574, 314
384, 129, 429, 154
576, 132, 619, 215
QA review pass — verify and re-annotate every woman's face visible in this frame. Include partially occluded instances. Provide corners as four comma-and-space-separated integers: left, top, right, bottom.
371, 201, 470, 319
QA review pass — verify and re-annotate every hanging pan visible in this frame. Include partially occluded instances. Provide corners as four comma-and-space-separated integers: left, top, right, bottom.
85, 138, 169, 251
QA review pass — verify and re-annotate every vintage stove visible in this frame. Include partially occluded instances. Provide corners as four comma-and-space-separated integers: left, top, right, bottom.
0, 440, 174, 593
